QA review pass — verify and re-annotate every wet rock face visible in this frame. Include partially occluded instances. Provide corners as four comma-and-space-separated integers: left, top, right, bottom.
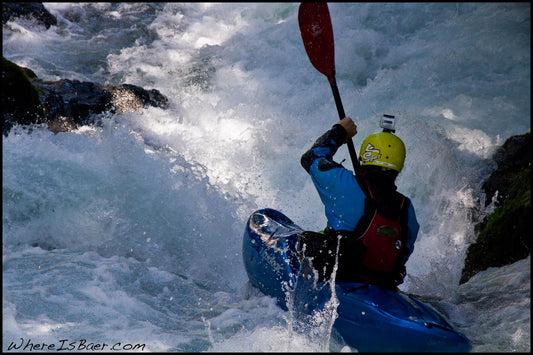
2, 2, 57, 29
482, 133, 531, 208
107, 84, 169, 113
2, 57, 44, 134
460, 132, 531, 284
36, 80, 114, 127
3, 57, 169, 136
34, 79, 169, 133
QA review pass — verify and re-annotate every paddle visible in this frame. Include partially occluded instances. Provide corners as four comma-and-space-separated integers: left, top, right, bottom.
298, 2, 359, 172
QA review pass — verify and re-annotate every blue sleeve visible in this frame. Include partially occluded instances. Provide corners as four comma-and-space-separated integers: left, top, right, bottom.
301, 124, 366, 231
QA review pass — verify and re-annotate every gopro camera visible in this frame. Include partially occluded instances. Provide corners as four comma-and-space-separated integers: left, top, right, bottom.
380, 114, 396, 133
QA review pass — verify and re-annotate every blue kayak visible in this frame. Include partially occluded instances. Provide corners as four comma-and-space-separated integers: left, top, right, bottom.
242, 208, 472, 352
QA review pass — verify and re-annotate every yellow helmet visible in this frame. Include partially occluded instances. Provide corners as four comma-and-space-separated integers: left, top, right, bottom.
359, 132, 406, 173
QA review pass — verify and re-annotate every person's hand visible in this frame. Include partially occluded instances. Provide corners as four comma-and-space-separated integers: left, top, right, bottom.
338, 117, 357, 141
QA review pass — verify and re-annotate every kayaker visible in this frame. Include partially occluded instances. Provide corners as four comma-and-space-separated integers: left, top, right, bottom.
299, 116, 420, 288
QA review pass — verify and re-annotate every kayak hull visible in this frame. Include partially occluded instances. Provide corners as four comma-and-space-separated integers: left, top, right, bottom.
242, 208, 472, 352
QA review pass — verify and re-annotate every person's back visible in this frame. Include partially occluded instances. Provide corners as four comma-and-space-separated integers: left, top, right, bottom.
300, 116, 419, 288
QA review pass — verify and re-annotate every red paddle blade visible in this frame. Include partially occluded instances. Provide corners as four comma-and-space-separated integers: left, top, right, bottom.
298, 2, 336, 80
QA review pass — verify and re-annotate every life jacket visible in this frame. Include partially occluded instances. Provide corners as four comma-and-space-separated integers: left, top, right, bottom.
333, 179, 409, 284
357, 187, 406, 283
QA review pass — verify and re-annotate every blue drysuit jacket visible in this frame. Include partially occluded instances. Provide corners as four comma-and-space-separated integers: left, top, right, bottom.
301, 124, 420, 266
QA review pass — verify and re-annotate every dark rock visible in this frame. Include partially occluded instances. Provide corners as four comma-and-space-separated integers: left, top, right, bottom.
482, 133, 531, 207
34, 79, 114, 130
2, 57, 46, 135
104, 84, 169, 114
460, 132, 531, 284
2, 2, 57, 29
3, 57, 169, 135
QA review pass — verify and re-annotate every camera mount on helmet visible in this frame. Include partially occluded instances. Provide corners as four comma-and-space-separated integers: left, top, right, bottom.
380, 114, 396, 133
